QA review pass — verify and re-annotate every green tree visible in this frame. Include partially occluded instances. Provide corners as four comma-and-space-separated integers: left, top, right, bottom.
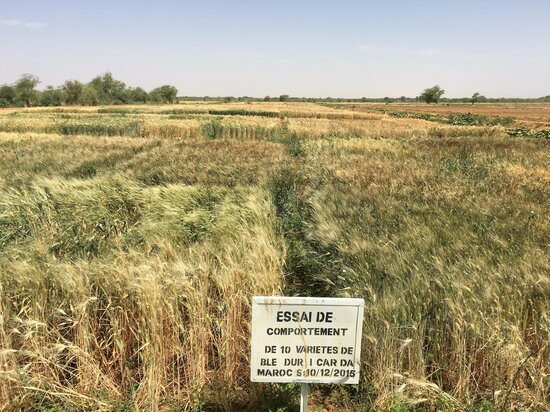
279, 94, 289, 102
89, 72, 127, 104
419, 85, 445, 104
149, 85, 178, 103
79, 85, 99, 106
470, 92, 486, 105
40, 86, 63, 106
0, 84, 16, 107
62, 80, 84, 105
14, 74, 40, 107
126, 87, 148, 103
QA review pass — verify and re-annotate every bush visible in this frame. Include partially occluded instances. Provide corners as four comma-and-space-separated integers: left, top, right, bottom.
201, 119, 223, 139
507, 127, 550, 139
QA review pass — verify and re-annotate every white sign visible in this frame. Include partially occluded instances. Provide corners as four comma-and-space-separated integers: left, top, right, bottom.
250, 296, 364, 384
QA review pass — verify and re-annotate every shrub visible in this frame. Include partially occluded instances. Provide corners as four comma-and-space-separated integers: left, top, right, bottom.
201, 119, 223, 139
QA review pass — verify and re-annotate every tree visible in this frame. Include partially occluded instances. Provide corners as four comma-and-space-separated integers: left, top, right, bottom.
470, 92, 486, 105
89, 72, 127, 104
279, 94, 289, 102
14, 74, 40, 107
126, 87, 148, 103
149, 85, 178, 104
63, 80, 83, 105
0, 84, 16, 107
263, 96, 271, 102
79, 85, 99, 106
40, 86, 63, 106
419, 85, 445, 104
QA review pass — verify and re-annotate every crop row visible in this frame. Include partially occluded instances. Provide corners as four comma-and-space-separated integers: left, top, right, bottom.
0, 113, 505, 141
386, 110, 516, 127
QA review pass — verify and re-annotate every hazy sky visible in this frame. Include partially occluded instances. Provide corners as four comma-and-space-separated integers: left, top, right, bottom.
1, 0, 549, 98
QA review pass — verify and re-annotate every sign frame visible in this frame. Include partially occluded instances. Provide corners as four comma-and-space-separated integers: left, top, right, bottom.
250, 296, 364, 385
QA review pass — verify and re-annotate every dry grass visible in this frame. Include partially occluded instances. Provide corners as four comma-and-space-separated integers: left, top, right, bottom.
0, 132, 290, 187
0, 110, 504, 142
0, 102, 378, 120
0, 102, 548, 411
304, 135, 549, 409
1, 179, 283, 410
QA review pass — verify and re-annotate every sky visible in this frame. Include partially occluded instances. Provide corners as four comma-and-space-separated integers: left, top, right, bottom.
1, 0, 549, 98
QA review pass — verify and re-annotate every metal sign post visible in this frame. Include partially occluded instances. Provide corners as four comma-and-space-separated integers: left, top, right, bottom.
300, 383, 309, 412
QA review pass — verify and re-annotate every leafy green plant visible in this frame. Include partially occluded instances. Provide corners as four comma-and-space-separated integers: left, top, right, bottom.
507, 127, 550, 139
281, 133, 306, 157
201, 118, 223, 139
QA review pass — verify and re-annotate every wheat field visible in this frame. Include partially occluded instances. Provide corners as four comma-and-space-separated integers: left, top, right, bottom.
0, 102, 548, 411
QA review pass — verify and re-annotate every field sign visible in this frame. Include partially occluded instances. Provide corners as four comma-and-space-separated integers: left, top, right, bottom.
251, 296, 364, 384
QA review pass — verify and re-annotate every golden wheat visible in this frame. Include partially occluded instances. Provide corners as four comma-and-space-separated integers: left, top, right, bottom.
0, 102, 548, 411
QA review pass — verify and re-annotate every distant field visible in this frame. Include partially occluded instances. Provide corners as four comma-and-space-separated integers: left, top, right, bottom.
337, 102, 550, 130
0, 103, 549, 411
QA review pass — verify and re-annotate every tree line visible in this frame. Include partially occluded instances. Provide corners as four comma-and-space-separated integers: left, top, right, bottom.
0, 73, 178, 107
183, 93, 550, 104
1, 74, 548, 108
